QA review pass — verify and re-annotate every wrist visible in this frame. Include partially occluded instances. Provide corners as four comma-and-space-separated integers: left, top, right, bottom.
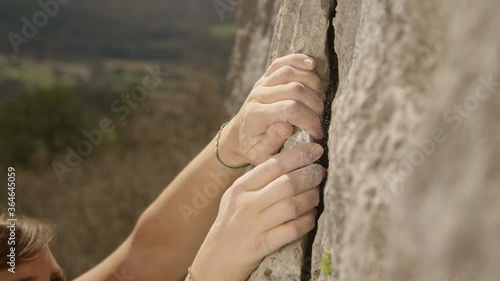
190, 260, 238, 281
189, 259, 218, 281
217, 120, 248, 167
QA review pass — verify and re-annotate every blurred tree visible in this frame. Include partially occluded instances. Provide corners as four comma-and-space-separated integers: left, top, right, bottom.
0, 87, 97, 168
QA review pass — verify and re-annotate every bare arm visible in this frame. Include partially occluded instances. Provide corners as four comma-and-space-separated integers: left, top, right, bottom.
75, 134, 246, 281
74, 54, 325, 281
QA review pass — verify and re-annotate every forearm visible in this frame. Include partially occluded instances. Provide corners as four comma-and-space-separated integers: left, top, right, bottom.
76, 131, 246, 281
129, 135, 245, 278
76, 54, 324, 281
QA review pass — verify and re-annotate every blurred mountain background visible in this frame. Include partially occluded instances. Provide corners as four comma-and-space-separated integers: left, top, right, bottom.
0, 0, 237, 278
0, 0, 234, 64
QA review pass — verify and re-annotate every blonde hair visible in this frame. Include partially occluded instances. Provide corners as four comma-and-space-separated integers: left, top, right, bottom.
0, 214, 54, 269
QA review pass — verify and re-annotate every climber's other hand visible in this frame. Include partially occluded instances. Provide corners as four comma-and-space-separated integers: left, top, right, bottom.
190, 143, 326, 281
220, 54, 326, 166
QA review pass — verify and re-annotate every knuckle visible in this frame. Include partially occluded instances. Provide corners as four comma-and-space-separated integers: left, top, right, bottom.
231, 178, 246, 192
220, 188, 235, 207
254, 76, 267, 88
280, 175, 296, 197
314, 79, 324, 92
304, 215, 316, 231
271, 57, 282, 67
283, 100, 302, 117
269, 157, 286, 176
275, 122, 293, 139
284, 199, 299, 219
256, 76, 270, 87
308, 212, 317, 227
280, 66, 295, 77
255, 232, 272, 256
288, 224, 302, 242
235, 193, 252, 213
292, 53, 306, 60
248, 85, 263, 100
290, 82, 305, 94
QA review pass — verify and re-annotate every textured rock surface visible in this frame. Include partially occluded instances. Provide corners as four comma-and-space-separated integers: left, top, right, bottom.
227, 0, 500, 280
247, 1, 333, 280
225, 0, 280, 116
312, 0, 500, 280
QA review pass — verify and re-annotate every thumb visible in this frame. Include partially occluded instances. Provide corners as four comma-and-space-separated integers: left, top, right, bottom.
247, 122, 293, 164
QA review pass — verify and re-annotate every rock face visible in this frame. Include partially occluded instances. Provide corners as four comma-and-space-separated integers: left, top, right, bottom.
248, 1, 333, 280
227, 0, 500, 280
312, 1, 500, 281
225, 0, 281, 116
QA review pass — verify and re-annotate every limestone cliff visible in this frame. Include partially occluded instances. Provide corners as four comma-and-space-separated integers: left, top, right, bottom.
226, 0, 500, 280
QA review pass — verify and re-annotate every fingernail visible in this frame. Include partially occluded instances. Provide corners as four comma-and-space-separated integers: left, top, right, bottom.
304, 58, 314, 68
312, 145, 323, 158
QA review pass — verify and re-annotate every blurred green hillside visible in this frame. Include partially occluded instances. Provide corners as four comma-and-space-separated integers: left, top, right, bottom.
0, 0, 235, 69
0, 0, 236, 167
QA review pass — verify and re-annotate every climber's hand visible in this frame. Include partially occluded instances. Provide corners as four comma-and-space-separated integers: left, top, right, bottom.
190, 143, 325, 281
219, 54, 326, 166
